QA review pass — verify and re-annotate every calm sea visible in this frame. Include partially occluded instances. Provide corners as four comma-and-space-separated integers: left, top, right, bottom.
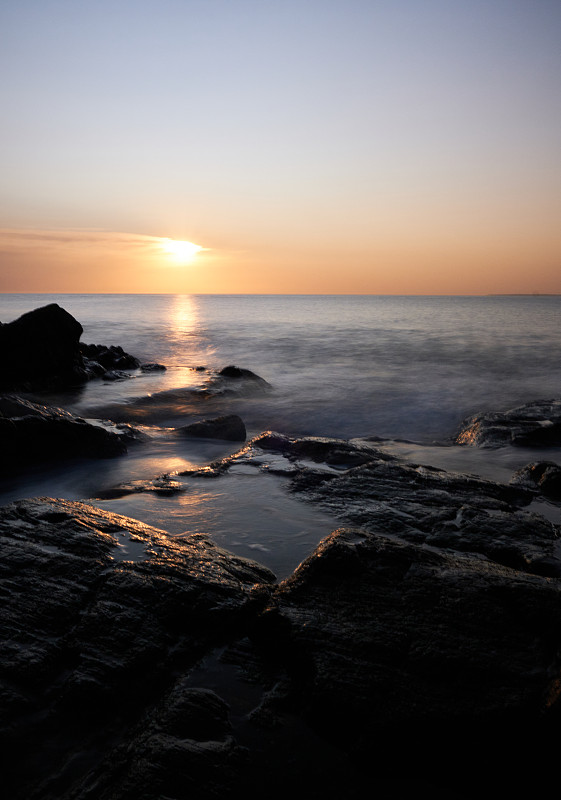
2, 293, 560, 575
2, 293, 560, 440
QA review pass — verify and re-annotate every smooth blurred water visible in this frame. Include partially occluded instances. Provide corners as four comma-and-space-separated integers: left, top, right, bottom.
2, 293, 560, 441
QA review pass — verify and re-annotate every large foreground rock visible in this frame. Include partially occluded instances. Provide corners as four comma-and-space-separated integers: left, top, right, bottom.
254, 527, 561, 776
2, 489, 561, 796
455, 398, 561, 448
0, 498, 274, 800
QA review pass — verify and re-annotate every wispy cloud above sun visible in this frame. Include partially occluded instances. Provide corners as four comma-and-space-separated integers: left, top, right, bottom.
0, 228, 211, 292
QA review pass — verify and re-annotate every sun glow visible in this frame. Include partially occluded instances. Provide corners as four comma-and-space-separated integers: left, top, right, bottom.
161, 238, 204, 263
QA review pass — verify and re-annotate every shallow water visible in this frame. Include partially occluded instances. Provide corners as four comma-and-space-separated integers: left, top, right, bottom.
2, 293, 561, 575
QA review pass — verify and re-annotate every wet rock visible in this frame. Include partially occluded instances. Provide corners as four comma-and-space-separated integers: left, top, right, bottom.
511, 461, 561, 500
218, 365, 265, 380
200, 432, 559, 578
252, 430, 386, 467
253, 527, 561, 792
0, 394, 128, 473
0, 303, 87, 390
455, 399, 561, 448
179, 414, 247, 442
0, 497, 275, 800
208, 365, 270, 395
140, 361, 167, 372
80, 342, 141, 380
92, 475, 185, 500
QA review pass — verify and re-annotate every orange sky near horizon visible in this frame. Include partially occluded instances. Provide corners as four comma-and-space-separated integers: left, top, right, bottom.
1, 1, 560, 296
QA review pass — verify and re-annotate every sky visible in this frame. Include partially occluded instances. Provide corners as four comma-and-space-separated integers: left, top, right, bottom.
1, 0, 560, 294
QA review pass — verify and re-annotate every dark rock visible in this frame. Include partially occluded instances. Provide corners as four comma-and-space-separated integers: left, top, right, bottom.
218, 365, 264, 380
140, 362, 167, 372
199, 432, 558, 578
252, 430, 386, 467
92, 475, 185, 500
0, 303, 87, 390
252, 527, 561, 792
0, 394, 128, 473
456, 399, 561, 448
0, 497, 275, 800
101, 369, 134, 381
0, 304, 142, 392
80, 343, 141, 382
511, 461, 561, 500
179, 414, 247, 442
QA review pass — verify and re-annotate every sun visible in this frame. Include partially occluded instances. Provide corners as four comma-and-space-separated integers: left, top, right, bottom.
161, 238, 204, 263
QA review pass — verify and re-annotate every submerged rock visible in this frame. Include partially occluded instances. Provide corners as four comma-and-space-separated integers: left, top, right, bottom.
455, 399, 561, 448
218, 365, 265, 380
139, 361, 167, 372
205, 365, 271, 397
179, 414, 247, 442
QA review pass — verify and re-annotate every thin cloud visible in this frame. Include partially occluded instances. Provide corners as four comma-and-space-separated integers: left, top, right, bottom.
0, 228, 164, 252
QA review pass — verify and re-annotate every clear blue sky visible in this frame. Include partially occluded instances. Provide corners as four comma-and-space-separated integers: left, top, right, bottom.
1, 0, 560, 293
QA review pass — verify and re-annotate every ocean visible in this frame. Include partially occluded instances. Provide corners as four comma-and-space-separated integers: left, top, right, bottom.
2, 293, 561, 576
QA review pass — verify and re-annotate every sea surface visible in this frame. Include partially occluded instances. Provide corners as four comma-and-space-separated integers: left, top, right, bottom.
2, 293, 561, 576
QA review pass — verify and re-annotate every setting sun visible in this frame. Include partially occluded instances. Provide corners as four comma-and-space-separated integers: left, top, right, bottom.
160, 238, 203, 263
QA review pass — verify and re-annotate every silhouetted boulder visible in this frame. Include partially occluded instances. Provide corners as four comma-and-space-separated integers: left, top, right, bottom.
179, 414, 247, 441
0, 303, 87, 390
0, 304, 143, 391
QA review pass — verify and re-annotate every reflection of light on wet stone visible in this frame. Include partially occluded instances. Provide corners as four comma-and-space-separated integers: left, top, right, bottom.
112, 535, 148, 562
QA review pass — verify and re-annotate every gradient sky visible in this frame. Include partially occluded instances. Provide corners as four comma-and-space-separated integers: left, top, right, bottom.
1, 0, 560, 294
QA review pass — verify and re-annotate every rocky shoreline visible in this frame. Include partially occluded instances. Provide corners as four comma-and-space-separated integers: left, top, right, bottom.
2, 305, 561, 797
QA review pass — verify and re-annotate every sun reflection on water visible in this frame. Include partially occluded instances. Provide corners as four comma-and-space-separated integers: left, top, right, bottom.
168, 294, 200, 339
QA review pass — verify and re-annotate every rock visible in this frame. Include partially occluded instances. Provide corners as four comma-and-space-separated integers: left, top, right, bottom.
0, 303, 87, 390
179, 414, 247, 442
79, 342, 141, 381
455, 399, 561, 448
191, 432, 559, 577
252, 430, 387, 467
511, 461, 561, 500
212, 365, 270, 393
0, 497, 275, 800
218, 365, 264, 380
0, 394, 129, 473
252, 526, 561, 792
101, 369, 135, 381
0, 304, 142, 391
140, 362, 167, 372
92, 475, 185, 500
